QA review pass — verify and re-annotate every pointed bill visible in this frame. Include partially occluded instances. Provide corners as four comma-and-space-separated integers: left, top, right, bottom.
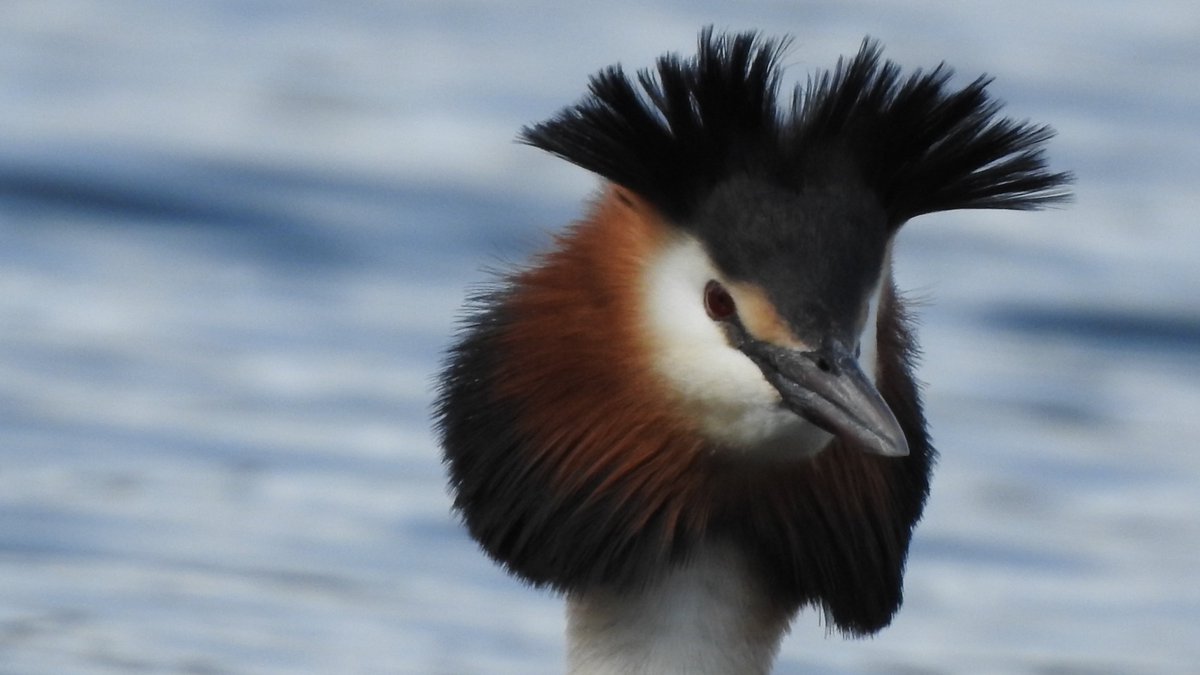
739, 337, 909, 457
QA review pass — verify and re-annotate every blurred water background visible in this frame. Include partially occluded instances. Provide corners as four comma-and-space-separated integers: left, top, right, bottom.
1, 2, 1198, 673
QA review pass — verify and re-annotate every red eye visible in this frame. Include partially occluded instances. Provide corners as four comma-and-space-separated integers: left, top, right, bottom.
704, 280, 737, 321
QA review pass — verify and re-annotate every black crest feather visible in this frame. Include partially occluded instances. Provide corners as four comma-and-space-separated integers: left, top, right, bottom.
522, 29, 1072, 226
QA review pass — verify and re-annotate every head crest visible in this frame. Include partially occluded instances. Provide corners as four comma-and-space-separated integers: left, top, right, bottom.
522, 29, 1072, 227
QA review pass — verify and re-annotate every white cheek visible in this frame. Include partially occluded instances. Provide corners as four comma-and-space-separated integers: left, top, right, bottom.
641, 236, 828, 453
857, 251, 891, 384
858, 282, 881, 383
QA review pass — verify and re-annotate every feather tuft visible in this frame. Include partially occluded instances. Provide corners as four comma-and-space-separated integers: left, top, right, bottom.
522, 30, 1072, 228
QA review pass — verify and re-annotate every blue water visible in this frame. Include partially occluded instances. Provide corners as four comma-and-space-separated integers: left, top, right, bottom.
2, 2, 1198, 673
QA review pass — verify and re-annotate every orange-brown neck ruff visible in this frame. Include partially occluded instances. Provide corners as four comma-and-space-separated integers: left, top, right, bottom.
497, 188, 707, 537
438, 188, 709, 589
436, 189, 934, 634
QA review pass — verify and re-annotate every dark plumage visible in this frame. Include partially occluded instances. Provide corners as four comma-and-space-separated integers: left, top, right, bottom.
434, 28, 1072, 648
522, 29, 1070, 226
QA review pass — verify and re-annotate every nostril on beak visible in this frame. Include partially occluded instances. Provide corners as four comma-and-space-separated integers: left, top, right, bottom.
810, 341, 857, 375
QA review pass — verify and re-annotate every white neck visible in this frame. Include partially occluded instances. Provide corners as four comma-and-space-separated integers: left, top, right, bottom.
565, 541, 791, 675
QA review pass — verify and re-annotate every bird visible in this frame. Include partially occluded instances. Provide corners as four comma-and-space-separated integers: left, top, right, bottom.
434, 29, 1071, 674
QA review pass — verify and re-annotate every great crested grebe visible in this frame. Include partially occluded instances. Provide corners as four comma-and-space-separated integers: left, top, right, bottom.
436, 29, 1070, 674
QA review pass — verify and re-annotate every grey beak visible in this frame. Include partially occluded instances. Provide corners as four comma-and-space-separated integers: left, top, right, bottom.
737, 335, 909, 457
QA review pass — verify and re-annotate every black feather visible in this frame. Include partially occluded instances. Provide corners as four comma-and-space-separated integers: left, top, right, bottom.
522, 30, 1072, 228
